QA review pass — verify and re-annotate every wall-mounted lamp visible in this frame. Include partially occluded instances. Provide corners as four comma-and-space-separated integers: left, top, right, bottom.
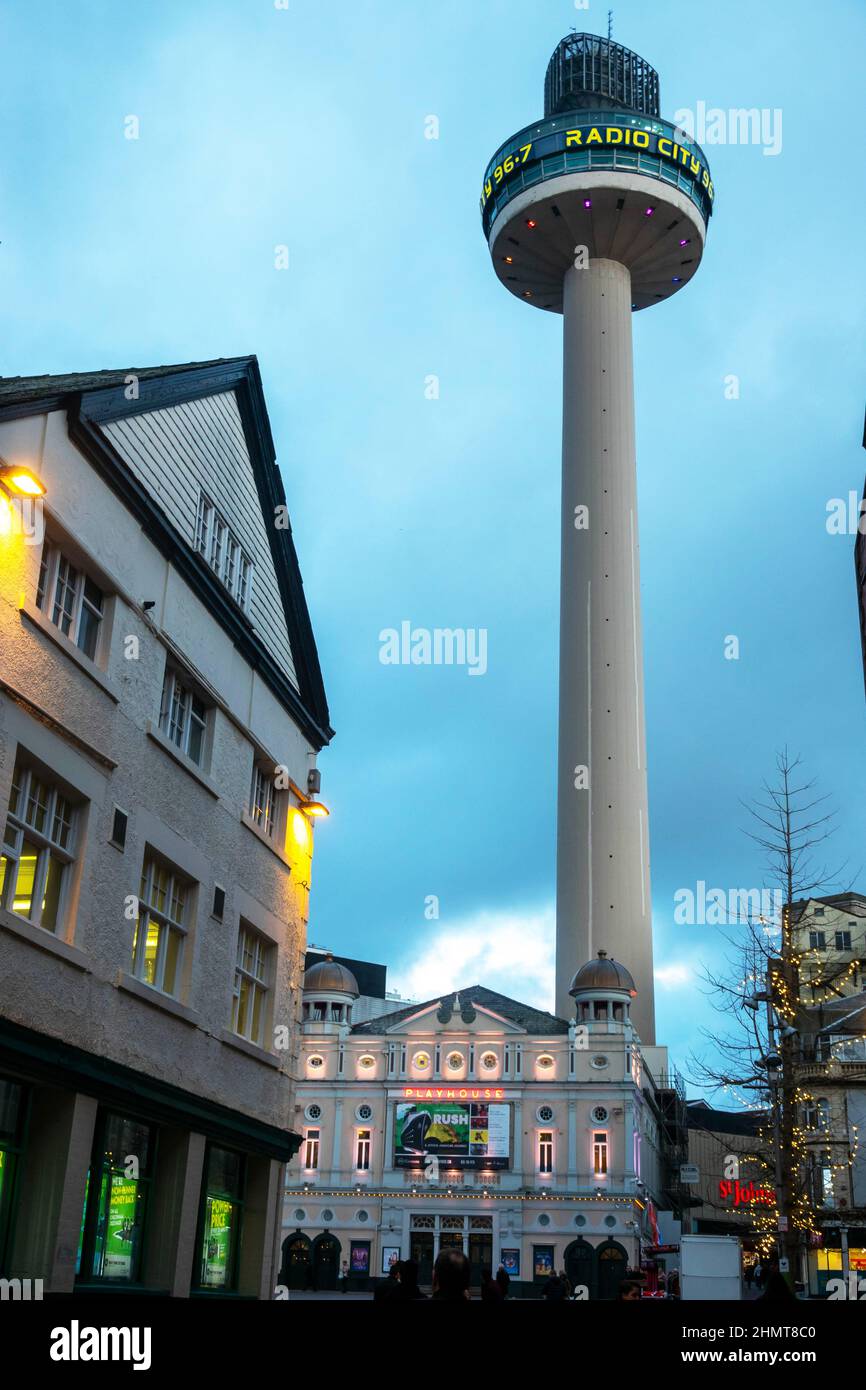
0, 465, 46, 497
298, 798, 330, 819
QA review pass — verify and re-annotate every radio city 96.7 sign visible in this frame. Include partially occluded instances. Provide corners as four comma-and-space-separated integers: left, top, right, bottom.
481, 121, 714, 219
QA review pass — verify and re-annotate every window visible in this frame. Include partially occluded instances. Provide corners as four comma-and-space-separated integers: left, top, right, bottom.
195, 493, 253, 609
231, 923, 272, 1046
159, 669, 209, 767
447, 1051, 464, 1072
0, 757, 78, 933
480, 1052, 498, 1071
808, 931, 826, 950
593, 1131, 609, 1177
538, 1131, 553, 1174
356, 1129, 371, 1171
109, 806, 128, 851
813, 907, 825, 917
304, 1130, 320, 1170
413, 1052, 430, 1071
835, 930, 852, 950
78, 1112, 154, 1284
249, 762, 280, 839
132, 854, 190, 996
0, 1078, 27, 1277
36, 543, 105, 660
212, 885, 225, 921
197, 1146, 244, 1291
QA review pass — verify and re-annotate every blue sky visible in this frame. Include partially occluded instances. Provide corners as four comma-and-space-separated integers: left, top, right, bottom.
2, 0, 865, 1090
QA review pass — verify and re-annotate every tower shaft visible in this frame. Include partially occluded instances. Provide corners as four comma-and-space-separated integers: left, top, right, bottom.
555, 258, 655, 1041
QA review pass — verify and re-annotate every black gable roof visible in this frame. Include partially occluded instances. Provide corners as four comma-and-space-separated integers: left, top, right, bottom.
0, 357, 332, 749
351, 984, 569, 1035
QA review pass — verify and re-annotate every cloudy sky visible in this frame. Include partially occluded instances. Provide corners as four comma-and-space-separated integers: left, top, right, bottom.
3, 0, 865, 1090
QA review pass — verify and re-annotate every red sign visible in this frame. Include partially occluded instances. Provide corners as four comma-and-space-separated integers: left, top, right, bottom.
402, 1087, 505, 1101
718, 1179, 776, 1208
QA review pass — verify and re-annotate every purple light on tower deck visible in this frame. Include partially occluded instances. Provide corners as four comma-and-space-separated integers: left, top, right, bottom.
645, 206, 655, 216
584, 198, 592, 208
679, 238, 690, 246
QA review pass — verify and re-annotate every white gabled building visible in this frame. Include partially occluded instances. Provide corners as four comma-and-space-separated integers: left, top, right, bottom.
283, 950, 685, 1297
0, 358, 332, 1298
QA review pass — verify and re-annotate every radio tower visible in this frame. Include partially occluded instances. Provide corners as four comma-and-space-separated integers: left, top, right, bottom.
481, 34, 715, 1041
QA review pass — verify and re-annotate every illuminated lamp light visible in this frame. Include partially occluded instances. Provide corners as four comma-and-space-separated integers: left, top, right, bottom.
523, 291, 533, 299
583, 198, 592, 209
298, 798, 329, 819
644, 206, 655, 217
679, 238, 691, 246
503, 255, 514, 264
0, 465, 46, 497
525, 218, 537, 229
672, 276, 682, 284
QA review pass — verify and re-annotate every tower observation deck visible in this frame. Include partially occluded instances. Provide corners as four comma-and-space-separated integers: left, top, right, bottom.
482, 34, 716, 1042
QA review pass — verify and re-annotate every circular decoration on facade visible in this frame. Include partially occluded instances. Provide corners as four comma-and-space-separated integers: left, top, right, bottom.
322, 1209, 334, 1223
446, 1051, 464, 1071
590, 1055, 609, 1069
604, 1214, 617, 1228
574, 1214, 586, 1228
308, 1055, 324, 1069
413, 1051, 430, 1070
358, 1054, 375, 1069
480, 1051, 498, 1071
357, 1210, 369, 1223
304, 1103, 322, 1121
538, 1213, 551, 1227
592, 1106, 609, 1123
536, 1104, 555, 1124
293, 1208, 306, 1222
536, 1054, 554, 1069
356, 1103, 373, 1122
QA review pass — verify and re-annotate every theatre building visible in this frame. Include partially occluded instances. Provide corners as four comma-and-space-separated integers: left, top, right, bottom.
0, 359, 331, 1296
283, 950, 685, 1297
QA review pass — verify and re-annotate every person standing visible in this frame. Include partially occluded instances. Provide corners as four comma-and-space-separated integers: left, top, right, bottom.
495, 1265, 511, 1301
431, 1249, 471, 1301
340, 1260, 350, 1294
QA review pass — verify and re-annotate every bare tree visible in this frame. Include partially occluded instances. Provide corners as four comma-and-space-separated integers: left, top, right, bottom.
687, 750, 849, 1277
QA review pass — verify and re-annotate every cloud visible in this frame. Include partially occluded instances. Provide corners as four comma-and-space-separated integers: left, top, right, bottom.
390, 903, 555, 1013
654, 961, 693, 988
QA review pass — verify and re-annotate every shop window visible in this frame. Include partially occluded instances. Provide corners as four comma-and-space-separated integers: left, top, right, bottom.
0, 756, 80, 934
36, 541, 105, 660
196, 1145, 245, 1291
78, 1111, 155, 1284
132, 852, 192, 996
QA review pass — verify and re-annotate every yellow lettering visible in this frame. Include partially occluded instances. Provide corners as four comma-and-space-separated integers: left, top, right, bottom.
586, 127, 602, 144
690, 154, 700, 176
605, 127, 623, 143
633, 131, 649, 148
702, 168, 710, 188
657, 137, 673, 157
565, 129, 582, 147
624, 129, 632, 144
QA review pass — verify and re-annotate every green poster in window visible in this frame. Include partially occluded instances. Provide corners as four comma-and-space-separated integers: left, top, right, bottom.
98, 1173, 140, 1279
201, 1196, 234, 1287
